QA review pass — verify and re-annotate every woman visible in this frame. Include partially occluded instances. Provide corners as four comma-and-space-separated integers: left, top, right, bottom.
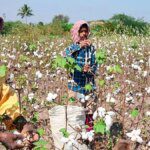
65, 20, 97, 100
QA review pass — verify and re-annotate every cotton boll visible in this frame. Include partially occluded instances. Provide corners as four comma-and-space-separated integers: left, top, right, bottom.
61, 137, 69, 143
46, 92, 58, 102
93, 111, 98, 120
105, 115, 113, 131
81, 132, 88, 140
28, 93, 34, 101
107, 111, 115, 117
145, 87, 150, 94
85, 95, 90, 101
16, 140, 23, 145
81, 98, 85, 103
35, 71, 43, 79
98, 107, 106, 118
145, 111, 150, 116
126, 129, 143, 143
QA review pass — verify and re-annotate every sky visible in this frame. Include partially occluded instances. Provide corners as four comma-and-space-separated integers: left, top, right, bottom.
0, 0, 150, 23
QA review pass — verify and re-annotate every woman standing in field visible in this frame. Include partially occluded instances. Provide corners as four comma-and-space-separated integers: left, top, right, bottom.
65, 20, 97, 102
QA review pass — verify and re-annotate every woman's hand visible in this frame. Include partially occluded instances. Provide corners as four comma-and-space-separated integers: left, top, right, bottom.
0, 132, 24, 149
79, 40, 91, 48
21, 123, 39, 142
83, 64, 90, 72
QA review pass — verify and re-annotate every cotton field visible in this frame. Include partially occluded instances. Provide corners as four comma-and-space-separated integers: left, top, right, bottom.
0, 34, 150, 150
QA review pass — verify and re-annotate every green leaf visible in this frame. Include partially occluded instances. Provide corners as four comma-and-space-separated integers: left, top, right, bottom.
99, 80, 105, 87
95, 49, 107, 64
108, 66, 114, 73
114, 65, 122, 74
31, 112, 39, 123
59, 128, 69, 138
33, 139, 48, 147
94, 119, 106, 134
69, 97, 75, 103
75, 65, 82, 72
34, 147, 48, 150
29, 43, 37, 51
53, 55, 66, 69
67, 57, 75, 64
131, 109, 139, 118
0, 65, 7, 78
84, 83, 92, 91
37, 128, 45, 136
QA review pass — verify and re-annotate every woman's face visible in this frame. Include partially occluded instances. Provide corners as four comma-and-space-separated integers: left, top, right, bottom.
79, 27, 88, 41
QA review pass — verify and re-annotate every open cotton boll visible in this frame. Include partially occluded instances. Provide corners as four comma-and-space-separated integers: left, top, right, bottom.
93, 111, 98, 120
35, 71, 43, 79
98, 107, 106, 118
81, 98, 85, 103
145, 87, 150, 94
106, 93, 116, 103
46, 92, 57, 102
145, 111, 150, 116
16, 140, 23, 145
9, 73, 14, 81
28, 93, 34, 101
85, 95, 90, 100
13, 130, 21, 135
61, 137, 69, 143
87, 130, 94, 142
107, 111, 115, 117
81, 132, 88, 140
82, 130, 94, 142
126, 129, 143, 143
105, 115, 113, 131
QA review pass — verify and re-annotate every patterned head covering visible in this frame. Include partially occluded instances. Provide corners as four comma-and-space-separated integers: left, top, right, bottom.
71, 20, 90, 43
0, 17, 4, 31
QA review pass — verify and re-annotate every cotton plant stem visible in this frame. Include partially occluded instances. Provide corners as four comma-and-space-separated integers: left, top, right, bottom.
121, 71, 127, 137
16, 87, 22, 114
68, 124, 82, 136
135, 78, 147, 129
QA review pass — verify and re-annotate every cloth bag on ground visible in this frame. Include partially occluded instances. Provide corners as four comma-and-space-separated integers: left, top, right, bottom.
49, 105, 91, 150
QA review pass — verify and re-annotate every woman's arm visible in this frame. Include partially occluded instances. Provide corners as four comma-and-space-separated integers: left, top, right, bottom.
65, 43, 81, 57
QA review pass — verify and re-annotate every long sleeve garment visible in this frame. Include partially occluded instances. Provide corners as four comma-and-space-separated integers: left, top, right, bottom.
65, 43, 97, 94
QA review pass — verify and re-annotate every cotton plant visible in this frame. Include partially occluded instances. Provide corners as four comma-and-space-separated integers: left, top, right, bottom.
126, 129, 143, 143
93, 107, 115, 133
60, 129, 78, 148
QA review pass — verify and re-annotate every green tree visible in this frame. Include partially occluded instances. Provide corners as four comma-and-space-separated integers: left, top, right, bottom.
108, 14, 149, 35
52, 14, 69, 24
17, 4, 33, 24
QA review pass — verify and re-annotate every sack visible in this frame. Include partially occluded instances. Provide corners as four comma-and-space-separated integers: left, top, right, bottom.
49, 105, 91, 150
